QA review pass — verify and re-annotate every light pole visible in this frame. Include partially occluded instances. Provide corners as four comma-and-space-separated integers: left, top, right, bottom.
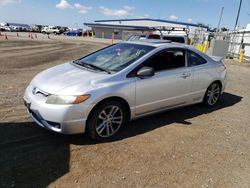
234, 0, 243, 31
217, 7, 224, 32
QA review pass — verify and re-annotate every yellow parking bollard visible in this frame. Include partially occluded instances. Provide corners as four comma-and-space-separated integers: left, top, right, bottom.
92, 31, 94, 37
196, 44, 203, 52
203, 41, 209, 53
239, 49, 245, 63
111, 33, 114, 44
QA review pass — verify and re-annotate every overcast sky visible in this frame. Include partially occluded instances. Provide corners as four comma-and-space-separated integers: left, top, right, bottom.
0, 0, 249, 29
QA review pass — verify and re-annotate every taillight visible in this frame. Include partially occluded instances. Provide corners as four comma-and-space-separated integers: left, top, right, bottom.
220, 60, 226, 70
222, 63, 226, 70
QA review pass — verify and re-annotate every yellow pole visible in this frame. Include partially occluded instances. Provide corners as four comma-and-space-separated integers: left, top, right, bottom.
111, 33, 114, 44
203, 41, 209, 52
92, 31, 94, 37
82, 31, 84, 37
239, 49, 244, 63
102, 32, 104, 39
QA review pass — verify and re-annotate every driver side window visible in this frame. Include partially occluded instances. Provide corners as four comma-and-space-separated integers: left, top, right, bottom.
144, 49, 186, 72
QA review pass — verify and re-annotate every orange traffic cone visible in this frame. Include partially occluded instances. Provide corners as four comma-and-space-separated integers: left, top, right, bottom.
5, 33, 8, 40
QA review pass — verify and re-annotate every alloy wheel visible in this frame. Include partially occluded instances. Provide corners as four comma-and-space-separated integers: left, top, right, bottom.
206, 83, 221, 106
96, 105, 123, 138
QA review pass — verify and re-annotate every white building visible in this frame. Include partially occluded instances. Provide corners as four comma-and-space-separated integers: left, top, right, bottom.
84, 18, 208, 40
228, 24, 250, 60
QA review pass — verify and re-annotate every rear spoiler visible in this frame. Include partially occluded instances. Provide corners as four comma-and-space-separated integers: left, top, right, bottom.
209, 56, 224, 62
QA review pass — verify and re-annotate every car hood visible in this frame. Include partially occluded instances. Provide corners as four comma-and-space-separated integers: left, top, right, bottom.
31, 62, 109, 94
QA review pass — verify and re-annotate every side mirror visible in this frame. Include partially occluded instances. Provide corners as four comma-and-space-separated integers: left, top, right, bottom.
137, 66, 155, 78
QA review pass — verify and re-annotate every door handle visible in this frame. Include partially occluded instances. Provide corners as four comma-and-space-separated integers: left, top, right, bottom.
180, 73, 191, 79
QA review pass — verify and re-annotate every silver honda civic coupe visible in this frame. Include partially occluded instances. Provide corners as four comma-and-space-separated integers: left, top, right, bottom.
24, 40, 227, 140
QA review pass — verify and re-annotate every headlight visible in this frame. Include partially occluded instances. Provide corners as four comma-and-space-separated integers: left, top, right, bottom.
46, 95, 90, 105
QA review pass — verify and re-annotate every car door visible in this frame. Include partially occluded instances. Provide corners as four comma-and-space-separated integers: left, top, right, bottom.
134, 48, 193, 115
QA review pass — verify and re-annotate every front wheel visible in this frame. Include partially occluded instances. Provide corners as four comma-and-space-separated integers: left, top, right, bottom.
87, 101, 127, 140
203, 82, 221, 107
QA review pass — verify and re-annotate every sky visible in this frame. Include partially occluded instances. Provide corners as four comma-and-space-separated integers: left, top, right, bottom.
0, 0, 250, 29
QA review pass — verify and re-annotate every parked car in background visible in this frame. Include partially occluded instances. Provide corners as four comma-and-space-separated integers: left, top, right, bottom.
64, 29, 83, 36
41, 26, 63, 35
162, 35, 188, 44
0, 26, 5, 31
24, 40, 227, 140
4, 26, 13, 32
127, 33, 188, 44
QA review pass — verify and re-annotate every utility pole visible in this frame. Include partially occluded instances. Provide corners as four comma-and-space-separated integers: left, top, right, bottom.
234, 0, 243, 30
217, 7, 224, 32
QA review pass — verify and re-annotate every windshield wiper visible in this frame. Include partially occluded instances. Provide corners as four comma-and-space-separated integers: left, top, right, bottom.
85, 63, 111, 74
73, 60, 111, 74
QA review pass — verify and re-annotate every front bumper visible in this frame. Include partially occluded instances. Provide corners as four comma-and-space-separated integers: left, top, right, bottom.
23, 85, 93, 134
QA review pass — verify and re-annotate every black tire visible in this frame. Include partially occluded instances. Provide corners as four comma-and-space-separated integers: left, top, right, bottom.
86, 100, 127, 140
203, 82, 221, 107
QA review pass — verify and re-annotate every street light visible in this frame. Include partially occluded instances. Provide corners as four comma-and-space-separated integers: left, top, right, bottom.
234, 0, 243, 31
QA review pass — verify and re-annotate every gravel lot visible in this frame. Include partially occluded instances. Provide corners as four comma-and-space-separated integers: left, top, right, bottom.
0, 36, 249, 188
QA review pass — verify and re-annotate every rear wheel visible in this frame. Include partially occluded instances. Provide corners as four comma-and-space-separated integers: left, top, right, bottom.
203, 82, 221, 107
87, 100, 127, 140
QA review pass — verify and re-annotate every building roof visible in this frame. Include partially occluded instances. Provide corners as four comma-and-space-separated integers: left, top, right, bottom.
93, 18, 208, 29
6, 22, 30, 27
84, 22, 150, 30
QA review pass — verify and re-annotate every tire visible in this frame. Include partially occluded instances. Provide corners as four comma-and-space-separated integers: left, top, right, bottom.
203, 82, 221, 107
86, 100, 127, 140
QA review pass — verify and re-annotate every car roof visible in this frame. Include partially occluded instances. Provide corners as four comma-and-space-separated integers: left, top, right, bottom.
124, 39, 190, 48
123, 39, 210, 60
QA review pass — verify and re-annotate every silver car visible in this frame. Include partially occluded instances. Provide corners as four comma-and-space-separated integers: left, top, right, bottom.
24, 40, 227, 140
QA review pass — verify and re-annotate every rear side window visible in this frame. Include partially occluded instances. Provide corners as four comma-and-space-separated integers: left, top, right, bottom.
144, 49, 186, 72
188, 51, 207, 66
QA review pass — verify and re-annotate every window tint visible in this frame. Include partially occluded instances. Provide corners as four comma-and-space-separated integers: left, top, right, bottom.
147, 34, 161, 39
188, 51, 207, 66
144, 49, 186, 72
163, 36, 185, 43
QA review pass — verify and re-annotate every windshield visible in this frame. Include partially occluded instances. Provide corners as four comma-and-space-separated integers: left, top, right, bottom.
75, 43, 155, 73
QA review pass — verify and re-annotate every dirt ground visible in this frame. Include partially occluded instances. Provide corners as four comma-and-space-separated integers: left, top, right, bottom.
0, 37, 249, 188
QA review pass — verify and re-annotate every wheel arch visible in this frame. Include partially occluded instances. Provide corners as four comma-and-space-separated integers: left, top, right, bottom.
209, 80, 222, 90
86, 96, 131, 125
